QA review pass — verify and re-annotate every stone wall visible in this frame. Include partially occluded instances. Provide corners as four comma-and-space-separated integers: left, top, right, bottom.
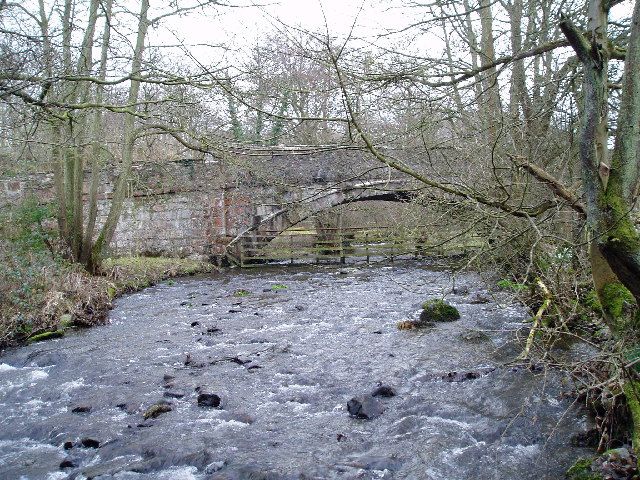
0, 147, 410, 258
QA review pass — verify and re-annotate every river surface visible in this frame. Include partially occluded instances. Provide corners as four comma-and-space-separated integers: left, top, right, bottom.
0, 262, 592, 479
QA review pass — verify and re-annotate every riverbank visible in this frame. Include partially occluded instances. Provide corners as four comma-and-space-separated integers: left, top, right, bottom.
0, 255, 215, 350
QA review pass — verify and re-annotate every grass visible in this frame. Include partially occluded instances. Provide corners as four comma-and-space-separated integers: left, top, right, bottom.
101, 256, 213, 293
0, 254, 214, 349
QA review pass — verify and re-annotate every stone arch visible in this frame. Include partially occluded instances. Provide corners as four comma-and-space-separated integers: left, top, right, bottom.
227, 179, 415, 255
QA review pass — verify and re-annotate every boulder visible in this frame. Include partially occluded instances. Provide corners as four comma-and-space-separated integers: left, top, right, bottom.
197, 392, 222, 408
347, 395, 383, 419
143, 402, 173, 420
419, 299, 460, 323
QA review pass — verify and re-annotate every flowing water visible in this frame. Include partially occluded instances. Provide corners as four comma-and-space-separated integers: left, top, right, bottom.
0, 263, 592, 479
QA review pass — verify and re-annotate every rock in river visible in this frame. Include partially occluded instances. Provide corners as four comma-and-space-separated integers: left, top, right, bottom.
197, 392, 222, 408
143, 402, 173, 420
347, 395, 383, 419
371, 385, 396, 398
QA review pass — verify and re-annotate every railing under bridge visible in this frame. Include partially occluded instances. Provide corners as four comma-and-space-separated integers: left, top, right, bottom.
227, 226, 483, 267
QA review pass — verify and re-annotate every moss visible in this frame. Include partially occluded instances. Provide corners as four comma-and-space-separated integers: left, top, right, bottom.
566, 457, 599, 480
27, 330, 65, 343
421, 299, 460, 322
624, 381, 640, 450
600, 282, 635, 323
143, 402, 173, 420
584, 289, 603, 313
271, 284, 288, 291
233, 289, 251, 297
600, 191, 640, 254
59, 314, 73, 329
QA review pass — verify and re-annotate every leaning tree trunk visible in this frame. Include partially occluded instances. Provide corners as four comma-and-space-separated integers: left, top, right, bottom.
561, 0, 640, 451
560, 0, 640, 315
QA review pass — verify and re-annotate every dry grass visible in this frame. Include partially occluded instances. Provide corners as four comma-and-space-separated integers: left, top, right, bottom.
0, 256, 214, 349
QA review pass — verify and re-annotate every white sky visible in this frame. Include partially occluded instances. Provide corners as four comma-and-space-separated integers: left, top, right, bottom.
151, 0, 414, 64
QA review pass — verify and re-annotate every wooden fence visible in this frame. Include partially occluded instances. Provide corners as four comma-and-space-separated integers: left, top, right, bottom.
228, 226, 482, 267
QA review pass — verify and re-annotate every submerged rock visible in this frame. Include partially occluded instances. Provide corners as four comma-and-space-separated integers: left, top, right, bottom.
442, 368, 494, 383
371, 385, 396, 397
59, 459, 76, 469
71, 405, 91, 414
460, 329, 491, 343
80, 438, 100, 449
347, 395, 383, 419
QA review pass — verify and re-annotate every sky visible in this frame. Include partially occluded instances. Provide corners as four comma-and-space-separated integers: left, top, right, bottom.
151, 0, 414, 64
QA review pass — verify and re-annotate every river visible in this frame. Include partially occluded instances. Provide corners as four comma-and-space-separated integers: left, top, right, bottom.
0, 262, 592, 479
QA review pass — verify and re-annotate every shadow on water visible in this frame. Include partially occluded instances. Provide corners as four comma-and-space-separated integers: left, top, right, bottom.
0, 262, 593, 479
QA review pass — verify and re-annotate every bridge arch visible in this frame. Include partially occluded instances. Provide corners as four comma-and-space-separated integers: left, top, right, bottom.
225, 179, 417, 257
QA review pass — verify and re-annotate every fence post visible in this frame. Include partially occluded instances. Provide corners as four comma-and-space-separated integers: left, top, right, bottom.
290, 234, 294, 264
365, 231, 370, 264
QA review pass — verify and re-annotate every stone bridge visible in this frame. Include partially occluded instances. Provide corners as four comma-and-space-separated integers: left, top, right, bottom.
225, 178, 416, 254
0, 147, 422, 260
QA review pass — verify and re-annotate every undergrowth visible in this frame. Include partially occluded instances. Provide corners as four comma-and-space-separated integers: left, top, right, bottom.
0, 198, 213, 349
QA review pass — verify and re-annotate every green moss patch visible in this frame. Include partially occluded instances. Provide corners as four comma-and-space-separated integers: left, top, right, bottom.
420, 299, 460, 323
27, 330, 65, 343
566, 457, 598, 480
600, 282, 635, 321
233, 289, 251, 297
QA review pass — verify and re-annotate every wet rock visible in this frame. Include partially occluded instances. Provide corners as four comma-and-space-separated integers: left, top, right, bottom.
80, 438, 100, 449
342, 456, 401, 472
71, 405, 91, 414
218, 411, 255, 424
460, 330, 491, 343
337, 433, 347, 442
143, 402, 173, 419
163, 373, 175, 382
371, 385, 396, 398
190, 321, 200, 327
197, 392, 222, 408
63, 441, 74, 450
180, 301, 192, 306
468, 293, 491, 304
205, 460, 228, 474
59, 459, 76, 469
163, 390, 185, 399
443, 371, 480, 382
204, 326, 222, 335
184, 353, 205, 368
571, 428, 600, 448
228, 309, 242, 313
372, 330, 383, 334
24, 350, 67, 367
442, 368, 494, 383
294, 305, 305, 311
452, 286, 470, 295
229, 357, 250, 365
347, 395, 383, 419
77, 455, 142, 478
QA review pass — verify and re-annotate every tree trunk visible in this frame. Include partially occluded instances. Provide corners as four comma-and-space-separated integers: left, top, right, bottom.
91, 0, 150, 271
